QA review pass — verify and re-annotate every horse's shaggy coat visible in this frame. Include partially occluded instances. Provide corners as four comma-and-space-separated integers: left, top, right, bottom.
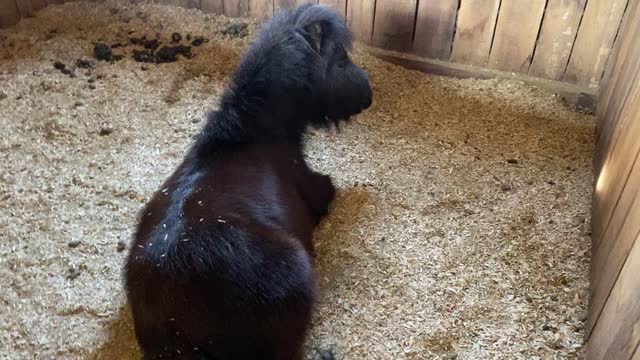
124, 4, 372, 359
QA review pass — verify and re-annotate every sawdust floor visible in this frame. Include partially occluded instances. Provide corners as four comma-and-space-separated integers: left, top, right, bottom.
0, 2, 595, 359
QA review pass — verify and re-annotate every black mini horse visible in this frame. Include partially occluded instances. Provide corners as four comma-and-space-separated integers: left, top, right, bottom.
125, 4, 372, 359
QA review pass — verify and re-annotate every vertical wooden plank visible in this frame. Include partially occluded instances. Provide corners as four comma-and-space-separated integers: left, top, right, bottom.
598, 0, 638, 122
586, 232, 640, 360
371, 0, 418, 52
31, 0, 45, 11
529, 0, 587, 80
161, 0, 200, 9
346, 0, 375, 43
224, 0, 249, 17
0, 0, 20, 28
318, 0, 346, 18
593, 11, 640, 182
450, 0, 500, 66
15, 0, 34, 17
248, 0, 273, 20
592, 74, 640, 253
564, 0, 629, 86
412, 0, 459, 60
596, 0, 640, 155
201, 0, 225, 14
275, 0, 316, 11
589, 158, 640, 337
488, 0, 546, 73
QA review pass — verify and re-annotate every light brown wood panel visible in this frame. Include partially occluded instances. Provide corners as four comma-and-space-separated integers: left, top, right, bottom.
587, 232, 640, 360
275, 0, 316, 11
318, 0, 346, 18
346, 0, 374, 43
371, 0, 417, 52
488, 0, 546, 73
248, 0, 273, 19
0, 0, 20, 28
564, 0, 628, 86
595, 59, 640, 178
594, 0, 640, 175
589, 157, 640, 336
529, 0, 587, 80
30, 0, 45, 11
633, 347, 640, 360
450, 0, 500, 66
201, 0, 224, 13
224, 0, 249, 17
597, 0, 638, 131
412, 0, 458, 60
591, 76, 640, 252
15, 0, 34, 17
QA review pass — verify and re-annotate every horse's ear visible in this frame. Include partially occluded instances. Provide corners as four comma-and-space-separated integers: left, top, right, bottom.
302, 21, 324, 53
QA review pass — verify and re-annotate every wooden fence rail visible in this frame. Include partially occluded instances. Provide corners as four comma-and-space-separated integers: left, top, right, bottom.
0, 0, 631, 88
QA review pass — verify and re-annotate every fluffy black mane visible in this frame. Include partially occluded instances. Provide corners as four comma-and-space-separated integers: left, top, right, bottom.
191, 4, 353, 158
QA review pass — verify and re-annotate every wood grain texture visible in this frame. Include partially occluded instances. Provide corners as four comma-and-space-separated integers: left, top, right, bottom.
450, 0, 500, 66
564, 0, 629, 86
31, 0, 45, 11
367, 45, 597, 111
160, 0, 200, 9
346, 0, 375, 43
371, 0, 418, 52
529, 0, 587, 80
248, 0, 273, 19
592, 68, 640, 253
318, 0, 346, 18
275, 0, 316, 11
0, 0, 20, 28
587, 231, 640, 360
594, 0, 640, 175
413, 0, 459, 60
488, 0, 546, 72
598, 0, 637, 122
589, 154, 640, 337
224, 0, 249, 17
15, 0, 34, 17
201, 0, 225, 13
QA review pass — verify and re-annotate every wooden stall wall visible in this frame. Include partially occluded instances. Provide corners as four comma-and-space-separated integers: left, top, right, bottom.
1, 0, 630, 89
587, 0, 640, 358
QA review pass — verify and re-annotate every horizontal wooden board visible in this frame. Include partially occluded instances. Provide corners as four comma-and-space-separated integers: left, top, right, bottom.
594, 0, 640, 175
564, 0, 628, 86
413, 0, 459, 60
589, 155, 640, 336
587, 231, 640, 360
367, 46, 597, 112
592, 77, 640, 253
529, 0, 587, 80
450, 0, 500, 66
